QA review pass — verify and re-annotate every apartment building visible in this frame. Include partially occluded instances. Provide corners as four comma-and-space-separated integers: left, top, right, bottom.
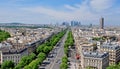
81, 51, 109, 69
99, 42, 120, 65
0, 47, 28, 65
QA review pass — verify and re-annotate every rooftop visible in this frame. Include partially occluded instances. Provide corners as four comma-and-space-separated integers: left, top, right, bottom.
0, 47, 27, 55
83, 51, 108, 58
100, 43, 120, 50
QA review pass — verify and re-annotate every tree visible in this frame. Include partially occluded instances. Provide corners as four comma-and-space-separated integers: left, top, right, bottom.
60, 62, 68, 69
24, 59, 39, 69
29, 53, 36, 60
64, 47, 68, 56
36, 45, 45, 53
29, 60, 39, 69
45, 41, 51, 46
60, 56, 68, 69
15, 56, 28, 69
43, 46, 51, 54
15, 53, 36, 69
37, 52, 46, 60
24, 65, 31, 69
14, 64, 22, 69
106, 65, 118, 69
62, 56, 68, 63
0, 30, 10, 42
1, 60, 14, 69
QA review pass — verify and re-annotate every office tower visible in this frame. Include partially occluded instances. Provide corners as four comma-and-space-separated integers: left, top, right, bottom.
62, 22, 69, 26
100, 17, 104, 29
71, 21, 81, 27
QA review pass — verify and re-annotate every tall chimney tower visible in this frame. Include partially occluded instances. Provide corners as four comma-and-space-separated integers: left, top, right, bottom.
100, 17, 104, 29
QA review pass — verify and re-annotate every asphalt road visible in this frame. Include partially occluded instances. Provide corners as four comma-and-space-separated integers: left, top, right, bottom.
39, 31, 68, 69
48, 31, 68, 69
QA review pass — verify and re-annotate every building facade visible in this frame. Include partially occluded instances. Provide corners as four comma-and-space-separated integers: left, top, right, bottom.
81, 51, 109, 69
0, 48, 28, 65
99, 43, 120, 65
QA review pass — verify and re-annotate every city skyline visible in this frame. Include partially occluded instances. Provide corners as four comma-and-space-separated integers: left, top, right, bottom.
0, 0, 120, 25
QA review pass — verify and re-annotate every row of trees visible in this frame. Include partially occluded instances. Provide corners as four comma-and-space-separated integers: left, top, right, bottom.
24, 52, 46, 69
60, 30, 74, 69
14, 53, 36, 69
0, 30, 10, 42
64, 31, 74, 56
1, 61, 14, 69
60, 56, 68, 69
36, 30, 66, 54
14, 30, 66, 69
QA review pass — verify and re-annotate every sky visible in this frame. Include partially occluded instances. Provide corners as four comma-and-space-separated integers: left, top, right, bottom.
0, 0, 120, 25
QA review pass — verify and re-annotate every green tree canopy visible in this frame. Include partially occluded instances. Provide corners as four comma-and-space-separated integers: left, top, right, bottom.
1, 60, 14, 69
15, 53, 36, 69
60, 62, 68, 69
37, 52, 46, 60
0, 30, 10, 42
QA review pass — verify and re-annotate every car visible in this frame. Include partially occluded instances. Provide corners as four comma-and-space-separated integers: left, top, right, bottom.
58, 60, 61, 64
56, 59, 60, 63
68, 62, 71, 65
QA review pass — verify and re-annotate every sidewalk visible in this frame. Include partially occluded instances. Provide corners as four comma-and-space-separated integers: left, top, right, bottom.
69, 62, 79, 69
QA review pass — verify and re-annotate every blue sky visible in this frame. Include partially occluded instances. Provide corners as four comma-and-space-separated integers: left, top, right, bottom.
0, 0, 120, 25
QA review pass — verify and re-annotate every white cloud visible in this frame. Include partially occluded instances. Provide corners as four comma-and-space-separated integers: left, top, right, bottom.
90, 0, 116, 12
21, 0, 116, 24
64, 5, 77, 10
22, 7, 75, 20
21, 4, 99, 24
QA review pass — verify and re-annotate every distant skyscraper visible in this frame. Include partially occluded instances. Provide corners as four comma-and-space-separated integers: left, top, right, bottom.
100, 17, 104, 29
71, 21, 81, 27
62, 22, 69, 26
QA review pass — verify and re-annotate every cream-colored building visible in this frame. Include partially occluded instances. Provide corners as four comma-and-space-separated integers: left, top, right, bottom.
99, 43, 120, 65
0, 48, 28, 65
81, 51, 109, 69
81, 43, 97, 52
